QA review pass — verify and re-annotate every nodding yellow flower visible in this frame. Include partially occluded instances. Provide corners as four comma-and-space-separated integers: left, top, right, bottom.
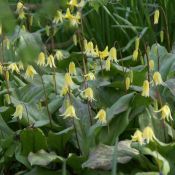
8, 63, 20, 73
105, 57, 111, 71
135, 37, 140, 50
83, 87, 95, 102
53, 10, 63, 24
16, 2, 24, 12
84, 72, 95, 81
95, 109, 107, 124
61, 105, 78, 119
65, 73, 73, 86
25, 65, 37, 79
47, 54, 56, 68
18, 61, 24, 70
85, 41, 94, 56
65, 8, 74, 19
160, 30, 164, 43
68, 0, 78, 7
19, 10, 25, 20
37, 52, 46, 66
141, 80, 149, 97
155, 105, 173, 121
0, 24, 2, 35
109, 47, 117, 62
0, 64, 3, 74
4, 94, 11, 104
149, 59, 154, 71
142, 126, 155, 143
5, 71, 9, 81
55, 50, 63, 60
131, 129, 143, 145
154, 9, 160, 24
153, 72, 163, 85
60, 85, 69, 96
99, 46, 109, 60
69, 62, 76, 75
132, 49, 138, 61
12, 104, 24, 120
73, 34, 78, 46
125, 77, 131, 91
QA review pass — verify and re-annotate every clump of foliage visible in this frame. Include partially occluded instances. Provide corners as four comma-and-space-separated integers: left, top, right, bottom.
1, 0, 175, 174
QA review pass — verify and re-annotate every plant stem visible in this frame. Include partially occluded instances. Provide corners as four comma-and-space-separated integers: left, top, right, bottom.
40, 74, 52, 128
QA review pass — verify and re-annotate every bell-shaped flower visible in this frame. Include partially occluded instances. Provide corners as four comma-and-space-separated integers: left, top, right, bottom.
132, 49, 138, 61
131, 129, 143, 145
108, 47, 117, 62
37, 52, 46, 67
153, 71, 163, 86
154, 9, 160, 24
69, 62, 76, 75
8, 63, 20, 73
12, 104, 24, 120
125, 77, 131, 90
82, 87, 95, 102
64, 73, 73, 87
155, 104, 173, 121
141, 80, 149, 97
61, 105, 78, 119
95, 109, 107, 124
149, 60, 154, 71
25, 65, 37, 79
142, 126, 156, 143
84, 72, 95, 81
47, 54, 56, 68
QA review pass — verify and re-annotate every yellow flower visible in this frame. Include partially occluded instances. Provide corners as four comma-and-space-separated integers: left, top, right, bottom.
0, 64, 3, 74
135, 37, 140, 50
105, 57, 111, 71
53, 10, 63, 24
55, 50, 64, 60
141, 80, 149, 97
131, 129, 143, 145
65, 8, 74, 20
153, 71, 163, 86
84, 72, 95, 81
37, 52, 46, 66
25, 65, 37, 79
18, 61, 24, 70
83, 87, 95, 102
85, 41, 94, 56
12, 104, 23, 120
149, 60, 154, 71
69, 62, 76, 75
109, 47, 117, 62
68, 0, 78, 7
154, 9, 160, 24
125, 77, 131, 90
95, 109, 107, 124
142, 126, 155, 143
8, 63, 20, 73
99, 46, 109, 60
47, 54, 56, 68
132, 49, 138, 61
60, 85, 69, 96
61, 105, 78, 119
65, 73, 73, 86
19, 10, 25, 20
160, 30, 164, 43
16, 2, 24, 12
155, 105, 173, 121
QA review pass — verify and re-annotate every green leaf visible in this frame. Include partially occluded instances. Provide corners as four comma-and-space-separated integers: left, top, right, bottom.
20, 128, 48, 156
28, 149, 63, 166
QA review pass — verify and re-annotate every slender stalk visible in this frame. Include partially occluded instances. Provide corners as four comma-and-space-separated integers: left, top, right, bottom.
40, 74, 52, 128
144, 43, 150, 82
